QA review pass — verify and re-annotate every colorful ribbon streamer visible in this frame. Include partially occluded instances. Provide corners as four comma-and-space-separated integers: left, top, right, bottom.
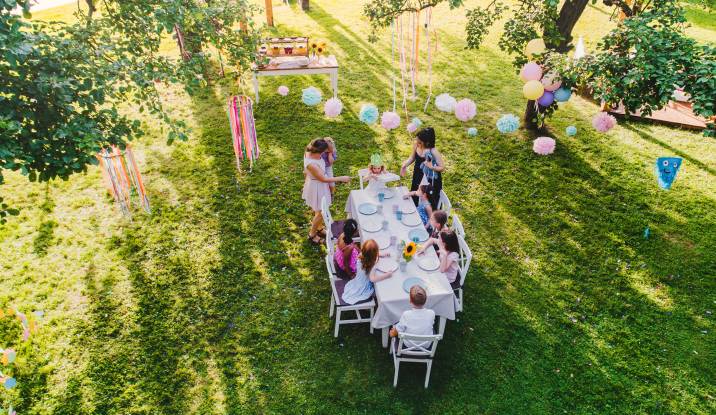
97, 145, 150, 217
227, 95, 259, 172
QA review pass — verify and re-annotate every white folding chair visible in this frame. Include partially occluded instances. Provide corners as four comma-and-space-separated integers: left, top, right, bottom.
390, 332, 442, 388
453, 234, 473, 312
450, 212, 465, 238
325, 255, 375, 337
321, 195, 343, 241
358, 168, 369, 190
437, 189, 452, 216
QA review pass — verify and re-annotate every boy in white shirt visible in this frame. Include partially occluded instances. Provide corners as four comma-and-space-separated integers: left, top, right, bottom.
390, 286, 435, 347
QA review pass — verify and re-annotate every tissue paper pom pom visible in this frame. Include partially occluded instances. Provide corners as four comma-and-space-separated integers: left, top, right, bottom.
455, 99, 477, 122
411, 117, 423, 128
467, 127, 478, 137
566, 125, 577, 136
520, 62, 543, 82
407, 122, 419, 133
324, 97, 343, 118
359, 104, 379, 124
435, 93, 457, 112
554, 87, 572, 102
381, 111, 401, 130
533, 136, 556, 155
592, 112, 617, 132
277, 85, 289, 96
301, 87, 322, 106
496, 114, 520, 133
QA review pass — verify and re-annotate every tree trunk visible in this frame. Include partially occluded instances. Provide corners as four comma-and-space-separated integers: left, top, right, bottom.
551, 0, 590, 52
265, 0, 274, 27
524, 100, 539, 130
301, 0, 309, 11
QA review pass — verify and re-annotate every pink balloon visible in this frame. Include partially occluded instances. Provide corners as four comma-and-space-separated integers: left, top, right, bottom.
541, 72, 562, 91
520, 62, 543, 82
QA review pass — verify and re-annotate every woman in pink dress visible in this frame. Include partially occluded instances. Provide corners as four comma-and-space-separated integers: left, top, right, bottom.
303, 138, 350, 244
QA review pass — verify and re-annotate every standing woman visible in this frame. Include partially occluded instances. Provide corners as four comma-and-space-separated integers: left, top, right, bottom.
400, 127, 445, 210
303, 138, 350, 244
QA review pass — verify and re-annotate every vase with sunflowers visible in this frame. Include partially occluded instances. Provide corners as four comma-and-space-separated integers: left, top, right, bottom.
399, 241, 417, 271
309, 41, 327, 62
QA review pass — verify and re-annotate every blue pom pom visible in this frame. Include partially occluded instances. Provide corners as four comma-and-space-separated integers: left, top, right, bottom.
411, 117, 423, 128
301, 86, 322, 106
566, 125, 577, 136
496, 114, 520, 134
359, 104, 379, 125
554, 87, 572, 102
467, 127, 478, 137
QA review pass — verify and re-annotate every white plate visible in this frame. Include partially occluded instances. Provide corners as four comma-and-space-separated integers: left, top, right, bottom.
361, 218, 383, 233
416, 255, 440, 272
374, 235, 391, 250
376, 257, 398, 273
401, 214, 423, 227
382, 188, 395, 199
401, 203, 416, 214
358, 203, 378, 215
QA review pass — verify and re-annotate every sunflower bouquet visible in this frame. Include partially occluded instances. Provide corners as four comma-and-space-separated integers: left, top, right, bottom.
310, 41, 328, 57
402, 241, 417, 262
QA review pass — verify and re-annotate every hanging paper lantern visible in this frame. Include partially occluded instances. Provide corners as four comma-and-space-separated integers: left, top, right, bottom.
525, 38, 547, 57
411, 117, 423, 128
435, 93, 457, 112
467, 127, 478, 137
541, 73, 562, 91
324, 97, 343, 118
301, 86, 322, 106
554, 87, 572, 102
407, 122, 419, 134
655, 157, 683, 190
454, 99, 477, 122
565, 125, 577, 136
381, 111, 401, 130
523, 80, 544, 100
537, 91, 555, 107
592, 111, 617, 132
359, 104, 379, 125
533, 137, 556, 155
520, 62, 543, 82
496, 114, 520, 133
277, 85, 289, 96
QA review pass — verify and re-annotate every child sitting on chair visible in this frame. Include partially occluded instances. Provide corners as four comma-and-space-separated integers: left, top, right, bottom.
418, 210, 450, 253
362, 153, 398, 192
390, 285, 435, 347
334, 219, 360, 280
418, 230, 461, 285
403, 184, 434, 227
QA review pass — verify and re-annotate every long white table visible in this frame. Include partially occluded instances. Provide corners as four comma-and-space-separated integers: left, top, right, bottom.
251, 60, 339, 103
345, 186, 456, 347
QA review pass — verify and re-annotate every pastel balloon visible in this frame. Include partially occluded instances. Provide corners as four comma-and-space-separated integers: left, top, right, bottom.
523, 80, 545, 100
520, 62, 543, 82
3, 377, 16, 389
541, 73, 562, 91
525, 38, 546, 57
537, 91, 555, 107
554, 87, 572, 102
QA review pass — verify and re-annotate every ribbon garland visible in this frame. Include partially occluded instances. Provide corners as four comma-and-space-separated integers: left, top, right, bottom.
227, 95, 259, 172
97, 145, 150, 217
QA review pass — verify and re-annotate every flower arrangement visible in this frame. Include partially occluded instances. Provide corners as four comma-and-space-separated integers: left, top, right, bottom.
403, 241, 417, 262
310, 41, 328, 57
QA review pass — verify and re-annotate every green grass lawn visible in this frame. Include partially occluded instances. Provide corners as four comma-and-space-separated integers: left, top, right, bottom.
1, 1, 715, 413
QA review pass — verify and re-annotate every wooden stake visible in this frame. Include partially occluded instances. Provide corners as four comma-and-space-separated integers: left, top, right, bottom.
265, 0, 274, 27
301, 0, 309, 11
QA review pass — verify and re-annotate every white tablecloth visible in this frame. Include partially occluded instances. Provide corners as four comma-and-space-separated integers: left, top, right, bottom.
345, 186, 456, 328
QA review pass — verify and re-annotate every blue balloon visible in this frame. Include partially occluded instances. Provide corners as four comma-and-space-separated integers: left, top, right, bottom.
359, 104, 379, 125
467, 127, 478, 137
655, 157, 682, 190
554, 87, 572, 102
301, 86, 322, 106
565, 125, 577, 136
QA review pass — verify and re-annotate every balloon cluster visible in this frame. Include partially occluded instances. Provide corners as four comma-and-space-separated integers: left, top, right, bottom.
520, 39, 572, 107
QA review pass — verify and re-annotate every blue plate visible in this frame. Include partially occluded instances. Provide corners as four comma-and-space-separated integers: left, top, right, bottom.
358, 203, 378, 215
408, 228, 429, 243
402, 277, 427, 293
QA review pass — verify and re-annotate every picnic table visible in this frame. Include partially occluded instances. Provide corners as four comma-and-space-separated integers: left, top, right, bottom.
251, 56, 339, 103
345, 186, 456, 347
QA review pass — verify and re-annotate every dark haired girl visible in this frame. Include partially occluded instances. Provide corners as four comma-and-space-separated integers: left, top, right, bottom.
400, 127, 445, 210
334, 219, 360, 279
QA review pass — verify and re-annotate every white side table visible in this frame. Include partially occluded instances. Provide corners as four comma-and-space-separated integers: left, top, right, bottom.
252, 64, 339, 103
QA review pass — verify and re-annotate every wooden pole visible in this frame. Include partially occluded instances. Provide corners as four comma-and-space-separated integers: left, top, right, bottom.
265, 0, 274, 27
301, 0, 309, 11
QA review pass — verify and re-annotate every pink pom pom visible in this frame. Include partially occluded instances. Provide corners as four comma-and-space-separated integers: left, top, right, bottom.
533, 136, 556, 155
324, 97, 343, 118
592, 111, 617, 132
277, 86, 289, 96
454, 99, 477, 122
407, 122, 418, 133
381, 111, 401, 130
